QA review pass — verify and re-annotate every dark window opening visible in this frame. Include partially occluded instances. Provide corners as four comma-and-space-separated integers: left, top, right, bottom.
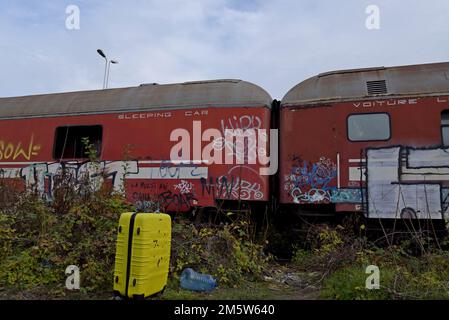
442, 110, 449, 146
348, 113, 391, 142
54, 125, 103, 160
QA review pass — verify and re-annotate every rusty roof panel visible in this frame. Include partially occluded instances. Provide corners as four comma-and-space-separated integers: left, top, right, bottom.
0, 79, 272, 119
282, 62, 449, 106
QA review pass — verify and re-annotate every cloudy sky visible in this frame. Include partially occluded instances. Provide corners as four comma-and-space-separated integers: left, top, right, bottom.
1, 0, 449, 99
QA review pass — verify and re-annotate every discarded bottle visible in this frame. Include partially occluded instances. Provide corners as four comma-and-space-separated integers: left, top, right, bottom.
180, 268, 217, 292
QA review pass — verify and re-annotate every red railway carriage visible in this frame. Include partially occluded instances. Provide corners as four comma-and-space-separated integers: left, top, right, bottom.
0, 79, 273, 213
280, 62, 449, 222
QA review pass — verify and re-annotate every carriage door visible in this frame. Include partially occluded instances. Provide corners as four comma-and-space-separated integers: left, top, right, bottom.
348, 113, 392, 218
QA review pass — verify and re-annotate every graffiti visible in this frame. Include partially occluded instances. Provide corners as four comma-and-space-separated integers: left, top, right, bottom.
1, 158, 208, 211
174, 180, 194, 194
366, 146, 448, 219
4, 160, 139, 200
330, 188, 363, 203
159, 161, 205, 179
131, 181, 158, 190
290, 188, 362, 204
285, 156, 337, 204
130, 180, 198, 212
0, 154, 267, 210
214, 115, 265, 163
290, 188, 331, 203
199, 165, 265, 201
169, 120, 277, 175
217, 176, 263, 200
158, 190, 198, 210
0, 135, 41, 161
220, 115, 262, 133
201, 175, 263, 201
132, 192, 161, 212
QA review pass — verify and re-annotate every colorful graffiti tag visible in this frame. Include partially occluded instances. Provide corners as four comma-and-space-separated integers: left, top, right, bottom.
0, 135, 41, 161
284, 156, 337, 204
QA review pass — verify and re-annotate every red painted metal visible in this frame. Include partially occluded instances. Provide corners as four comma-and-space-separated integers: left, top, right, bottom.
0, 106, 271, 213
280, 95, 449, 206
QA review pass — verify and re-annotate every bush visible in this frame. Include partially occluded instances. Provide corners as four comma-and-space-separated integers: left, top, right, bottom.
0, 168, 133, 295
292, 224, 365, 275
290, 222, 449, 300
170, 217, 271, 286
321, 265, 395, 300
321, 249, 449, 300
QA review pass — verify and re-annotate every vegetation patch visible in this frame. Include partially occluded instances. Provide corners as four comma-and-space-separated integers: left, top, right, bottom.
170, 216, 271, 286
0, 165, 133, 296
289, 221, 449, 300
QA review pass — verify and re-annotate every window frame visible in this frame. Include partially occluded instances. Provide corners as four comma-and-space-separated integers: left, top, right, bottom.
53, 125, 104, 161
441, 110, 449, 147
346, 112, 391, 142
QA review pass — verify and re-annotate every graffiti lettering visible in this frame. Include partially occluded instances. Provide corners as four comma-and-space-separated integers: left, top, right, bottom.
214, 115, 264, 164
0, 135, 41, 161
16, 160, 138, 200
158, 190, 198, 211
201, 175, 263, 201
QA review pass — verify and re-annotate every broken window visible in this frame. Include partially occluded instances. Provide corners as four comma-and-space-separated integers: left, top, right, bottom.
53, 125, 103, 160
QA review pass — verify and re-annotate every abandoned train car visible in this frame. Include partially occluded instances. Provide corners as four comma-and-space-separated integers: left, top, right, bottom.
1, 61, 449, 227
280, 61, 449, 227
0, 79, 273, 213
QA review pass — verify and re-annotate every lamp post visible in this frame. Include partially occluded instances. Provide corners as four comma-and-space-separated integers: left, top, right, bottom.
106, 60, 119, 89
97, 49, 119, 89
97, 49, 108, 89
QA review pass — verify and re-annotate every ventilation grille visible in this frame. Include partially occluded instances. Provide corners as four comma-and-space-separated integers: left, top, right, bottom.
367, 80, 388, 95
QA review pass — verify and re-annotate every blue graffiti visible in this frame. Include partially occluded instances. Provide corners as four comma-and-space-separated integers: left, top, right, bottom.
331, 189, 363, 203
285, 157, 338, 203
288, 157, 337, 191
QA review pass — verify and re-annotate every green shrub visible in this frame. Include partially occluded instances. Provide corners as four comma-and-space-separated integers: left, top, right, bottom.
321, 265, 395, 300
170, 218, 270, 286
0, 168, 133, 295
321, 246, 449, 300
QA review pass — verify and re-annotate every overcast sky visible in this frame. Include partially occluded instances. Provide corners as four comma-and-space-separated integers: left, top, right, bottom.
1, 0, 449, 99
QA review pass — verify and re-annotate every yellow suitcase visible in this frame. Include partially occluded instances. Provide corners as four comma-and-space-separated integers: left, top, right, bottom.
113, 212, 171, 299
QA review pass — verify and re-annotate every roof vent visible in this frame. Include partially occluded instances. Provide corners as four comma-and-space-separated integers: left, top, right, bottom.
367, 80, 388, 95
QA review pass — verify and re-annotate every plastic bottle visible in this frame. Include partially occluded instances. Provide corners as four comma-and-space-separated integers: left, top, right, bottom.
180, 268, 217, 292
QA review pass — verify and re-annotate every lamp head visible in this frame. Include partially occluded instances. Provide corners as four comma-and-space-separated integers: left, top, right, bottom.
97, 49, 106, 59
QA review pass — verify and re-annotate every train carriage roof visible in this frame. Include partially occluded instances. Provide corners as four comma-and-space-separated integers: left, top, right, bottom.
282, 61, 449, 106
0, 79, 272, 119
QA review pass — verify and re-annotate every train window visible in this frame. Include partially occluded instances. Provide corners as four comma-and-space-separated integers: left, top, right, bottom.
53, 125, 103, 160
347, 113, 390, 142
442, 111, 449, 146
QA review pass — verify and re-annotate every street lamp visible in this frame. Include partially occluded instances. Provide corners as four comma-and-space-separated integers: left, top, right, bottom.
97, 49, 108, 89
97, 49, 119, 89
106, 60, 119, 89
